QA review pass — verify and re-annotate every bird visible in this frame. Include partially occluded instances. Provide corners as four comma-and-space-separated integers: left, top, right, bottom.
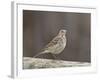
33, 29, 67, 58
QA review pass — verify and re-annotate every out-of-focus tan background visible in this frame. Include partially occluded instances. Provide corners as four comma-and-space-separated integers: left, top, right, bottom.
23, 10, 91, 62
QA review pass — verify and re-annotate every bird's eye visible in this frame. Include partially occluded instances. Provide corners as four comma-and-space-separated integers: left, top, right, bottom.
61, 30, 64, 33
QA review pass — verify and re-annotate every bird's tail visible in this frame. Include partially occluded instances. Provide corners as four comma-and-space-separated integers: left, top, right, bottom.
33, 50, 49, 58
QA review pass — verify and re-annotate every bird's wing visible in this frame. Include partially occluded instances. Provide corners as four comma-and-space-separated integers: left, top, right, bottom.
43, 37, 61, 50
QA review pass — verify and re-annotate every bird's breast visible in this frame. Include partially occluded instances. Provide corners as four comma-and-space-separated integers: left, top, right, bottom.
52, 36, 66, 54
60, 36, 66, 47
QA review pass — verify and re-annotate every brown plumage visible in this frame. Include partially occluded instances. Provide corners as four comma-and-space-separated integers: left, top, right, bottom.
34, 29, 67, 58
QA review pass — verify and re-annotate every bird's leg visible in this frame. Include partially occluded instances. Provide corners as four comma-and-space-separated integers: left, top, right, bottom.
52, 54, 61, 60
51, 54, 57, 60
55, 55, 61, 60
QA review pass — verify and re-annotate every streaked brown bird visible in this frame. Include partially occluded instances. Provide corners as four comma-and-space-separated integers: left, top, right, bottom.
34, 29, 67, 58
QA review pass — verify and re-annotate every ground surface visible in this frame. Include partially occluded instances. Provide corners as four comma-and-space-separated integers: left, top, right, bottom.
23, 57, 90, 69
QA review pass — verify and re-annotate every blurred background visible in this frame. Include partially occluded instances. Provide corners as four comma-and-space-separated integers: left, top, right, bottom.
23, 10, 91, 62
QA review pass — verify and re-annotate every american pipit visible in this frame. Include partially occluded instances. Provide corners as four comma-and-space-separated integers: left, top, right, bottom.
34, 29, 67, 58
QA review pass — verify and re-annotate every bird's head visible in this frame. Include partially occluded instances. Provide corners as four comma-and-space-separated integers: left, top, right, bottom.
59, 29, 67, 36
